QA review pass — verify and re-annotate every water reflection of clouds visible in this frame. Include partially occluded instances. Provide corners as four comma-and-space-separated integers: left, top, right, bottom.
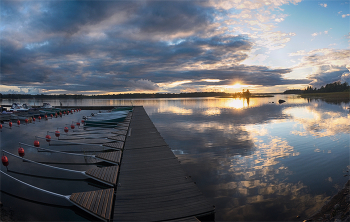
285, 107, 350, 137
251, 136, 300, 169
147, 98, 347, 220
157, 106, 193, 115
202, 108, 221, 116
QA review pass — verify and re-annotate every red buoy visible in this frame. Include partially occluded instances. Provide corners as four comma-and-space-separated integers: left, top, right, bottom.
44, 115, 47, 118
2, 156, 9, 166
64, 127, 69, 133
76, 122, 80, 126
33, 117, 36, 122
0, 124, 2, 129
50, 114, 53, 118
81, 120, 84, 123
71, 124, 75, 129
55, 130, 60, 137
25, 119, 28, 124
9, 122, 12, 127
34, 140, 40, 147
74, 110, 76, 112
38, 116, 42, 120
17, 120, 20, 126
45, 134, 51, 142
18, 147, 25, 157
63, 111, 66, 115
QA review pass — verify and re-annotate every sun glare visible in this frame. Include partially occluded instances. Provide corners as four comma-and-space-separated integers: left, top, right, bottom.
232, 83, 241, 88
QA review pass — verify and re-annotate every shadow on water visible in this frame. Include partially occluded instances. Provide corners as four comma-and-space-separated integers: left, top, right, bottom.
4, 169, 112, 189
7, 169, 87, 181
1, 191, 103, 221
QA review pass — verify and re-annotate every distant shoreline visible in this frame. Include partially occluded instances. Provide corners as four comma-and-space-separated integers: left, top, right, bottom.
0, 92, 277, 100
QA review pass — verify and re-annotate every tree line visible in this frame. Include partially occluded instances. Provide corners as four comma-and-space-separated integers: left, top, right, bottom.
284, 81, 349, 94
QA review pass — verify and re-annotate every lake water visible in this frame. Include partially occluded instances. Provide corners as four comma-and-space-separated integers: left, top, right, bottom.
1, 95, 349, 221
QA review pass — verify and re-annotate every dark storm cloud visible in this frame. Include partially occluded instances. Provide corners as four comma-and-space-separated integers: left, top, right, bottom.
125, 1, 216, 36
28, 1, 132, 35
1, 0, 306, 94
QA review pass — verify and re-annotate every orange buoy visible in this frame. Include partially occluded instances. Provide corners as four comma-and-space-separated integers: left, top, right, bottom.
64, 127, 69, 133
45, 134, 51, 142
33, 117, 36, 122
18, 147, 25, 157
44, 115, 47, 118
50, 114, 53, 118
55, 130, 60, 137
70, 124, 75, 129
9, 122, 12, 127
17, 120, 20, 126
25, 119, 28, 124
38, 116, 42, 120
34, 140, 40, 147
2, 156, 9, 166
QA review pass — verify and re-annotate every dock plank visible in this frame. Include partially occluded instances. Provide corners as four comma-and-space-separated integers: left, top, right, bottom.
85, 166, 119, 186
112, 106, 214, 221
103, 141, 124, 150
70, 188, 114, 220
96, 151, 122, 164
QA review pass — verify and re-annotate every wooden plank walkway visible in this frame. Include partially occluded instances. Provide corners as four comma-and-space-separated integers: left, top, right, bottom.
68, 109, 133, 221
85, 166, 119, 186
95, 151, 122, 165
70, 188, 115, 221
113, 106, 214, 221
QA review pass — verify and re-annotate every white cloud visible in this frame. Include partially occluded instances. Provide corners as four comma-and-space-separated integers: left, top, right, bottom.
275, 18, 285, 22
289, 50, 307, 56
341, 72, 350, 83
311, 30, 329, 37
319, 3, 327, 8
342, 14, 350, 18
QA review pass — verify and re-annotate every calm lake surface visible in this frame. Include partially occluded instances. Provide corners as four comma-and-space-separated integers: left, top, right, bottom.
1, 95, 349, 221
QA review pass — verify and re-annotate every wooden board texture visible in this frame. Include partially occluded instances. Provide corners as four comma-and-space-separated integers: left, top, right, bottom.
112, 106, 214, 222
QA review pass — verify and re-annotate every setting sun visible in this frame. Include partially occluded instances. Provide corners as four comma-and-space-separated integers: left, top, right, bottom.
232, 83, 242, 89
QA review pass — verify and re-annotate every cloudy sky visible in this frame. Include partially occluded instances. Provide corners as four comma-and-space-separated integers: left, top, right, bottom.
1, 0, 349, 94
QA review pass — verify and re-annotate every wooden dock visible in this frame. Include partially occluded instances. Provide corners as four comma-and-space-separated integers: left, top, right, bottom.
1, 106, 214, 221
70, 188, 115, 221
112, 106, 214, 221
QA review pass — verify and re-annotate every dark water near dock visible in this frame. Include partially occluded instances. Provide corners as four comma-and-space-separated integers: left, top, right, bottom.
1, 95, 349, 221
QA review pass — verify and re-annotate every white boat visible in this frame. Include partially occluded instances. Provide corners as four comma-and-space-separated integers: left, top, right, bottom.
9, 103, 29, 112
41, 103, 54, 108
